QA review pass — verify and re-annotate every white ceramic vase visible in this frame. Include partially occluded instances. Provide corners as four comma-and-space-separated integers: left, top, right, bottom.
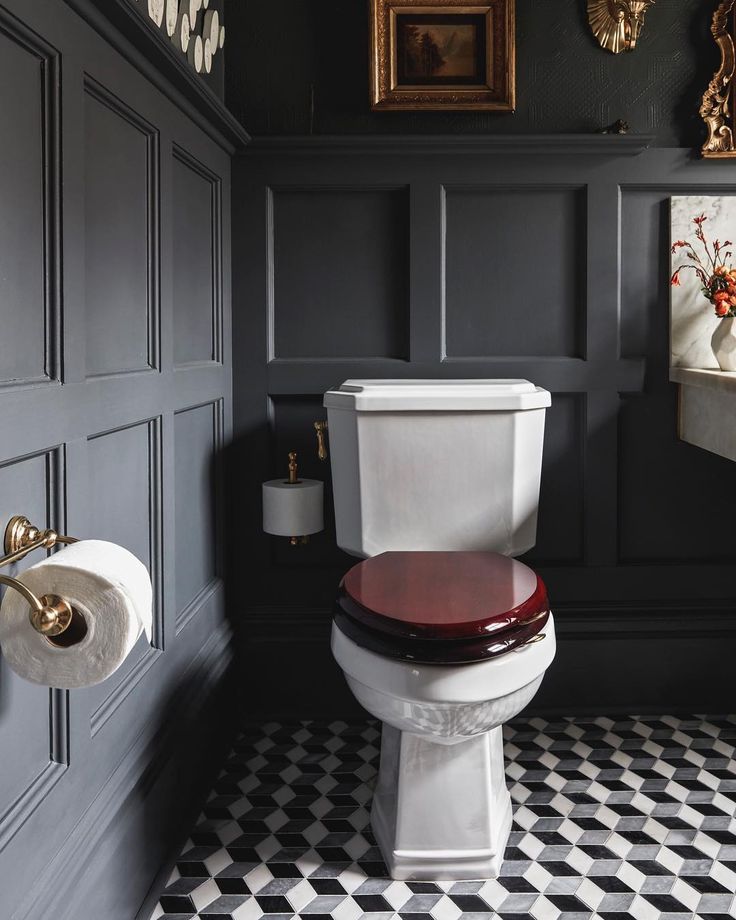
711, 316, 736, 371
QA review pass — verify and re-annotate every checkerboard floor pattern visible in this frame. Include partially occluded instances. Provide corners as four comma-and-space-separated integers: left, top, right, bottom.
150, 716, 736, 920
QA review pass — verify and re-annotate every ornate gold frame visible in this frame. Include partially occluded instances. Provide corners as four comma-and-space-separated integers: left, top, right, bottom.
701, 0, 736, 157
369, 0, 515, 111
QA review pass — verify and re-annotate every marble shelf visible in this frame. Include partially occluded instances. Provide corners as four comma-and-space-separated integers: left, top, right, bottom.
670, 366, 736, 392
671, 368, 736, 462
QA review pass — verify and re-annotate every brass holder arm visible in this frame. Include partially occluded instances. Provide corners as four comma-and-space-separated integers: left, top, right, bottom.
0, 516, 78, 637
314, 421, 328, 460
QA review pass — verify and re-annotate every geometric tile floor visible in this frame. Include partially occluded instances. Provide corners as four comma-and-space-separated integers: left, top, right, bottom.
151, 717, 736, 920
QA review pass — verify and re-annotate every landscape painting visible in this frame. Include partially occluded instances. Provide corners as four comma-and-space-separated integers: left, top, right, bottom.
396, 15, 485, 85
370, 0, 515, 111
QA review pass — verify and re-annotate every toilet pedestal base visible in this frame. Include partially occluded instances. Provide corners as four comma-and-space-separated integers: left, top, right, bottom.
371, 723, 512, 881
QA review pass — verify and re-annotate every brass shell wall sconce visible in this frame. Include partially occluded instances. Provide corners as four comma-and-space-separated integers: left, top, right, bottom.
701, 0, 736, 157
587, 0, 655, 54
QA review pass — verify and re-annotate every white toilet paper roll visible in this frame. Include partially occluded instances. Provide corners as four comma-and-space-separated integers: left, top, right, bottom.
263, 479, 324, 537
0, 540, 153, 690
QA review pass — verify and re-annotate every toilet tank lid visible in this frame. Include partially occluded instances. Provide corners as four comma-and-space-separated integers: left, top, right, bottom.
323, 379, 551, 411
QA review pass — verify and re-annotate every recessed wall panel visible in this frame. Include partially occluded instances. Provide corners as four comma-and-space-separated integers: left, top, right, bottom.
619, 389, 736, 561
85, 421, 160, 727
84, 81, 158, 377
173, 148, 220, 365
272, 188, 409, 359
0, 450, 61, 830
445, 187, 585, 357
523, 394, 584, 565
620, 190, 669, 358
174, 403, 218, 620
0, 28, 55, 385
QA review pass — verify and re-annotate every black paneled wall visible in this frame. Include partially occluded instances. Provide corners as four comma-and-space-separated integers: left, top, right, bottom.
0, 1, 237, 918
232, 139, 736, 717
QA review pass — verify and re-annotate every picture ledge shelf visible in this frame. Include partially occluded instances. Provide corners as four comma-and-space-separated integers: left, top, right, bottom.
244, 134, 656, 156
672, 368, 736, 463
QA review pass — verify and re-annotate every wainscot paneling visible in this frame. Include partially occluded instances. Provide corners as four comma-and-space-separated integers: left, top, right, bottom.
271, 187, 410, 360
174, 399, 222, 634
0, 448, 67, 851
0, 1, 241, 918
0, 8, 60, 387
172, 145, 222, 366
232, 138, 736, 716
85, 417, 163, 737
83, 76, 159, 377
444, 187, 586, 358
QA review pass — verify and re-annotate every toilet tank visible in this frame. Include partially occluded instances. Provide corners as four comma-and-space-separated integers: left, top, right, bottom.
324, 379, 551, 559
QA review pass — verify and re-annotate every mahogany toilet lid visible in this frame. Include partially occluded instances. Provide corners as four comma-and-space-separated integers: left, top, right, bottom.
334, 551, 550, 663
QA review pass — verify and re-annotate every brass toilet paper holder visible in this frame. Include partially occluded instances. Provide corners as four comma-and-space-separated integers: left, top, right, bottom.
0, 516, 78, 637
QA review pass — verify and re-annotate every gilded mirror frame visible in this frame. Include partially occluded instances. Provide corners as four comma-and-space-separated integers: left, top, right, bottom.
702, 0, 736, 156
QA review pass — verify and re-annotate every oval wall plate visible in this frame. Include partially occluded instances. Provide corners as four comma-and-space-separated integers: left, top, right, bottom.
148, 0, 165, 28
165, 0, 178, 36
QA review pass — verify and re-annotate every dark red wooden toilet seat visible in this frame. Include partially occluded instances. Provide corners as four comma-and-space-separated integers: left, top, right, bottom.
334, 551, 550, 664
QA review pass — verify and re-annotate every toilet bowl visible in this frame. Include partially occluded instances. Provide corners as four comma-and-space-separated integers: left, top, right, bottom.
331, 550, 556, 880
324, 378, 555, 879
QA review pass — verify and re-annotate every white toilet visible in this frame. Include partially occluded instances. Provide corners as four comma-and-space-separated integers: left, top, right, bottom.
324, 379, 556, 881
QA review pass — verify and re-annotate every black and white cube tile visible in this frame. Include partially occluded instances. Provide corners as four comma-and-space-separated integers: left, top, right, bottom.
151, 716, 736, 920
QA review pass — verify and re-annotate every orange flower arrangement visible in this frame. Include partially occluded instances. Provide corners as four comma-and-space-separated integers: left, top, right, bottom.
671, 214, 736, 317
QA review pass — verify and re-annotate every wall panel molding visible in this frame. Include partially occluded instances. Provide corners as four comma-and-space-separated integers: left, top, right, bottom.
443, 184, 586, 359
0, 445, 68, 851
86, 416, 164, 734
267, 185, 410, 361
90, 647, 161, 737
174, 577, 223, 636
173, 399, 223, 630
0, 761, 67, 854
172, 144, 223, 367
83, 74, 160, 378
0, 7, 61, 388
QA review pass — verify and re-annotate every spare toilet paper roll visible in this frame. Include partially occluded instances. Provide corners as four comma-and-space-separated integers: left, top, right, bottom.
0, 540, 153, 690
263, 479, 323, 537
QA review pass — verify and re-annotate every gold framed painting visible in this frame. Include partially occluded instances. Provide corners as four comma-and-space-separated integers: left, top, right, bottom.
369, 0, 515, 112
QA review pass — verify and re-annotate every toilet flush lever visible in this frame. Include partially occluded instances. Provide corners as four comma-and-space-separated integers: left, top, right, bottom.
314, 421, 328, 461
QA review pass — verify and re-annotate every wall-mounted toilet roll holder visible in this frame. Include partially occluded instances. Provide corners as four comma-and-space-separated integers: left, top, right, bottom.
0, 516, 78, 637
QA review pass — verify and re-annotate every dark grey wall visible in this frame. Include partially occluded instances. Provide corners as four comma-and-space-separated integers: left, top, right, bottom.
225, 0, 716, 146
0, 2, 236, 918
232, 137, 736, 718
